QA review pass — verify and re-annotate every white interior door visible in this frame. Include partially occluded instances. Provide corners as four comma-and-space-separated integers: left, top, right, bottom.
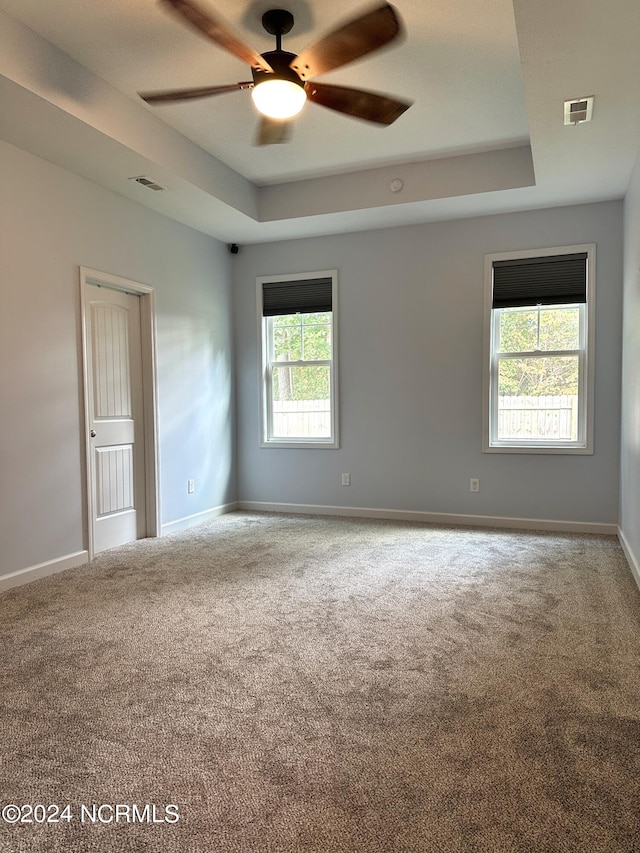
84, 283, 146, 554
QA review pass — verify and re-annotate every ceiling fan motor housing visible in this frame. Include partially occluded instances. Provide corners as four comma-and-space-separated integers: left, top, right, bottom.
252, 50, 305, 89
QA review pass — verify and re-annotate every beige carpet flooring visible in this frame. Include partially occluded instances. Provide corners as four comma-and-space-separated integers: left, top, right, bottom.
1, 512, 639, 853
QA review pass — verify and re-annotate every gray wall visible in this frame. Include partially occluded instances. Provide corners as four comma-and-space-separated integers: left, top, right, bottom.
233, 202, 623, 525
0, 141, 236, 578
620, 154, 640, 574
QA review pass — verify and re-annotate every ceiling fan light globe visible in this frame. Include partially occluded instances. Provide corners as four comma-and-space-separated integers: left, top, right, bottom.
251, 79, 307, 120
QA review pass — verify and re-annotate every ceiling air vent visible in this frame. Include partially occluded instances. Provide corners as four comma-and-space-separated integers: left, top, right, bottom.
129, 175, 165, 191
564, 96, 594, 125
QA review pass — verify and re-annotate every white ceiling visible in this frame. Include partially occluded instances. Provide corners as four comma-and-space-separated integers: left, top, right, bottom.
1, 0, 639, 244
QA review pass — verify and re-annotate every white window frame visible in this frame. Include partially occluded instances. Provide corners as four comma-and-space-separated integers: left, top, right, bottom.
257, 270, 339, 449
482, 244, 595, 454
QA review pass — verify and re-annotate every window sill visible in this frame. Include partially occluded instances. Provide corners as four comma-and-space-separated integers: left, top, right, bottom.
261, 438, 339, 450
484, 442, 592, 455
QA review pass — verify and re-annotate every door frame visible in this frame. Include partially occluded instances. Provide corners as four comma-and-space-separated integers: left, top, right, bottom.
80, 267, 160, 559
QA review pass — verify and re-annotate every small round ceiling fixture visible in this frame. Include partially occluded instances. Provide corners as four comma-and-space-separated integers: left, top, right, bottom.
389, 178, 404, 193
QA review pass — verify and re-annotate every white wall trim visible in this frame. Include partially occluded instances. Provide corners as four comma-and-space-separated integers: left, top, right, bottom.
618, 527, 640, 592
238, 501, 617, 535
0, 551, 89, 593
161, 502, 239, 535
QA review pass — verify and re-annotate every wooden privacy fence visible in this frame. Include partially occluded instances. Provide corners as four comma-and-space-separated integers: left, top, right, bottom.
498, 395, 578, 440
273, 395, 578, 441
273, 399, 330, 437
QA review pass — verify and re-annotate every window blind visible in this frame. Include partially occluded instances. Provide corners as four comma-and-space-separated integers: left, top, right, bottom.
492, 253, 587, 308
262, 277, 332, 317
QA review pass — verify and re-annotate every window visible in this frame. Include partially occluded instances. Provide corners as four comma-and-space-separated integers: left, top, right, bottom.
483, 245, 595, 453
258, 271, 338, 448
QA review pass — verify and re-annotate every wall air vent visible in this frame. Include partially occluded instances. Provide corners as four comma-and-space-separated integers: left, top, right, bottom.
564, 96, 594, 125
129, 176, 165, 191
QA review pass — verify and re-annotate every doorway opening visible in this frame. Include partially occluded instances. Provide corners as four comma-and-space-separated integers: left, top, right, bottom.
80, 267, 160, 558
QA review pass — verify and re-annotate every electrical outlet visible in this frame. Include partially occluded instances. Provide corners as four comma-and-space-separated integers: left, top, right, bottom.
470, 479, 480, 493
187, 479, 195, 494
341, 473, 351, 486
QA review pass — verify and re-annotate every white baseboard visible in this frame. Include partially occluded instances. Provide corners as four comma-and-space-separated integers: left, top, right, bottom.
161, 502, 238, 535
3, 506, 621, 595
0, 551, 89, 593
618, 527, 640, 592
237, 501, 618, 535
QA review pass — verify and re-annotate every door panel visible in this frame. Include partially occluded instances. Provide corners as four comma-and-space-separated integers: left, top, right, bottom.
96, 445, 134, 516
85, 283, 146, 554
92, 303, 132, 417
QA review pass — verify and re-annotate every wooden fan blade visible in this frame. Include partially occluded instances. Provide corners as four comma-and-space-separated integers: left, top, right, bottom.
305, 82, 411, 125
161, 0, 273, 72
256, 117, 294, 146
290, 3, 402, 80
140, 82, 253, 103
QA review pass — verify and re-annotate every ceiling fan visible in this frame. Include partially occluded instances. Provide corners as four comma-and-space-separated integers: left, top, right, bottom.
139, 0, 413, 145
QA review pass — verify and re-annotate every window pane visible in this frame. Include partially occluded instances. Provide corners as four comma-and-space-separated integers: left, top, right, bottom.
302, 322, 331, 360
272, 365, 331, 438
302, 312, 331, 324
498, 309, 538, 352
538, 306, 579, 350
499, 305, 580, 353
273, 314, 300, 327
273, 323, 302, 361
497, 355, 579, 441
